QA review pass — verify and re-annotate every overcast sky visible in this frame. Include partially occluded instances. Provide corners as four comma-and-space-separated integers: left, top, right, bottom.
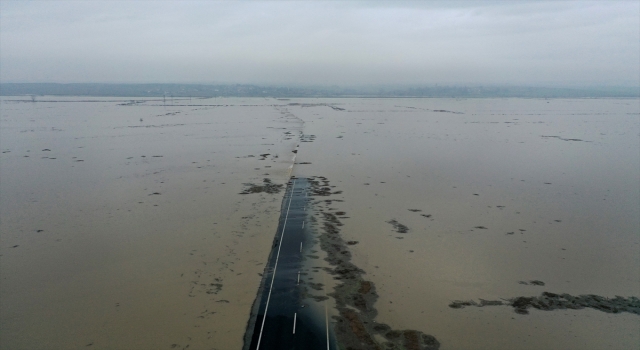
1, 1, 638, 86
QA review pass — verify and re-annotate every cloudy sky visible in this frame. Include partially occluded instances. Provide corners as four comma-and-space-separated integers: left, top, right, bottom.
1, 1, 638, 86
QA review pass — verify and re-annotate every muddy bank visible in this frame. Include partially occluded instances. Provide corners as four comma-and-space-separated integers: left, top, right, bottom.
306, 176, 439, 350
239, 178, 284, 194
450, 292, 640, 315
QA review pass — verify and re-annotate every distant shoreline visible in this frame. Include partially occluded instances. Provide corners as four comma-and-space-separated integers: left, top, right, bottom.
1, 83, 638, 98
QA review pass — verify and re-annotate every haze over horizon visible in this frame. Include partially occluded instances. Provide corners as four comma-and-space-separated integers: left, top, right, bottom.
1, 1, 638, 87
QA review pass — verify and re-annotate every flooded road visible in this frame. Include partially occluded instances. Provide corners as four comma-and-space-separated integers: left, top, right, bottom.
244, 177, 335, 350
1, 97, 638, 349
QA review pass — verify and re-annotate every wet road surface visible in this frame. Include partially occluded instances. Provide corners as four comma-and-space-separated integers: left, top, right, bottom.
244, 178, 334, 350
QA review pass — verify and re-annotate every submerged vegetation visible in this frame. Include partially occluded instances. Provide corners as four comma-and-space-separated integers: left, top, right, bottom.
239, 178, 283, 195
449, 293, 640, 315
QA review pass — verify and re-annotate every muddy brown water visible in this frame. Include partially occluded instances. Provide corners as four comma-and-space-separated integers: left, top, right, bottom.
1, 96, 638, 349
289, 98, 640, 350
0, 97, 301, 349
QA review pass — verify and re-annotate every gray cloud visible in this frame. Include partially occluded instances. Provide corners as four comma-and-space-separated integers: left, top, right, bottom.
1, 1, 638, 86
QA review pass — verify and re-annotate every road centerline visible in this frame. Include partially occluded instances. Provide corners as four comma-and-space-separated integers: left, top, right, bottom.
255, 179, 297, 350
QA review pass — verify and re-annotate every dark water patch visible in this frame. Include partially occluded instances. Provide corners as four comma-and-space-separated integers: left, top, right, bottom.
205, 283, 223, 295
387, 219, 409, 233
301, 134, 316, 143
541, 135, 587, 142
519, 280, 545, 286
449, 299, 505, 309
431, 109, 463, 114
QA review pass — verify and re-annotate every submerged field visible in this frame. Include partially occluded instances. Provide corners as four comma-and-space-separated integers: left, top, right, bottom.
1, 97, 638, 349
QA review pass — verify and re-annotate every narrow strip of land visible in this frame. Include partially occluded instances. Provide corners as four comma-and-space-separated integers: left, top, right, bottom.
244, 178, 332, 350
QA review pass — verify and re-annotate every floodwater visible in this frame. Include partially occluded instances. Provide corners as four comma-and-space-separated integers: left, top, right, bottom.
1, 96, 638, 349
0, 97, 302, 349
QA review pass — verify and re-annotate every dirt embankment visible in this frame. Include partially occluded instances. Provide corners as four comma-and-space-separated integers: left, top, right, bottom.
305, 176, 440, 350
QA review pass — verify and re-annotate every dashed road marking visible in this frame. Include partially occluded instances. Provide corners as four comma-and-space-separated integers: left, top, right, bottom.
324, 270, 330, 350
256, 179, 297, 350
293, 313, 297, 334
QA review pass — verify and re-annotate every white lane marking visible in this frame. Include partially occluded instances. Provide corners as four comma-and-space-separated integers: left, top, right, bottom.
297, 271, 300, 285
300, 242, 302, 253
288, 153, 296, 177
256, 179, 297, 350
293, 313, 297, 334
302, 221, 305, 229
324, 270, 330, 350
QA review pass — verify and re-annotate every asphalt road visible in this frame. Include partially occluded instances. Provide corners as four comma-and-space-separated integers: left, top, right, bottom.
244, 178, 334, 350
